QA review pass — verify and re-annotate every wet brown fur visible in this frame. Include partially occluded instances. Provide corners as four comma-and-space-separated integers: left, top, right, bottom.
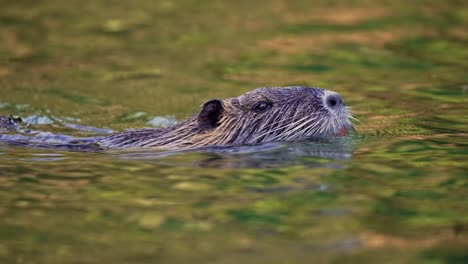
98, 86, 352, 149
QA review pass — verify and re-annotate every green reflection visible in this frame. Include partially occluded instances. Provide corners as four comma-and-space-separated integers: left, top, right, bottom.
1, 0, 468, 263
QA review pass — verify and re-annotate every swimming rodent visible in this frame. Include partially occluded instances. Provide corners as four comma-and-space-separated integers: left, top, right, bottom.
98, 86, 353, 149
0, 86, 352, 150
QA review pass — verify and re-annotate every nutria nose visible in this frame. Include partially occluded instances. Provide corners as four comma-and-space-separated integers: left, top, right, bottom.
325, 93, 344, 109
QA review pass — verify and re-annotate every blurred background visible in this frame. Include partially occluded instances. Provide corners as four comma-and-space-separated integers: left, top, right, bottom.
0, 0, 467, 263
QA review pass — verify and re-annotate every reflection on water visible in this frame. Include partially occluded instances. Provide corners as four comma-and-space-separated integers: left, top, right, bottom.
1, 0, 467, 263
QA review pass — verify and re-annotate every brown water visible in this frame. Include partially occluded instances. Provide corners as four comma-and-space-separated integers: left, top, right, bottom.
0, 0, 467, 263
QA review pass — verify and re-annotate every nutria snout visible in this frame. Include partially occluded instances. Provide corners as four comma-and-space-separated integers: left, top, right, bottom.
99, 86, 353, 149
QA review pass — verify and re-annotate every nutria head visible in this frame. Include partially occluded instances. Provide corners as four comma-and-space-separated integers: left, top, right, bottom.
99, 86, 353, 149
193, 86, 352, 145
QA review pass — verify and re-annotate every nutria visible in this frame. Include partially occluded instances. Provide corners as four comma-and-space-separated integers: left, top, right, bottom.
0, 86, 352, 150
98, 86, 353, 149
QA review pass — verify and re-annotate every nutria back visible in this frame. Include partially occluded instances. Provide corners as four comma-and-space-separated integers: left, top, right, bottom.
0, 116, 18, 132
98, 86, 352, 149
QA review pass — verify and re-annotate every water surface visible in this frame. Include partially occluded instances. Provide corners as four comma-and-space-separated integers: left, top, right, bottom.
0, 0, 467, 263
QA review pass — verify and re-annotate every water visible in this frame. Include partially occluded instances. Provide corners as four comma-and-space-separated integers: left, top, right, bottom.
1, 0, 467, 263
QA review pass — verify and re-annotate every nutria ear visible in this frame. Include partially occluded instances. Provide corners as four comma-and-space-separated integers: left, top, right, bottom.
198, 99, 223, 130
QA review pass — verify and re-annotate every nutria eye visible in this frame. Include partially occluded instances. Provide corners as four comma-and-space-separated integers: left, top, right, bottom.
253, 101, 272, 112
326, 94, 343, 108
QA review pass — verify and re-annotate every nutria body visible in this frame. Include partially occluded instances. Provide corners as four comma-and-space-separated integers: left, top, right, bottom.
0, 86, 352, 150
98, 86, 352, 149
0, 116, 18, 132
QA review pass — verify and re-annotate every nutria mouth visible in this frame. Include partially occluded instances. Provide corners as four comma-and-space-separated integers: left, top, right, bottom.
98, 86, 353, 149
